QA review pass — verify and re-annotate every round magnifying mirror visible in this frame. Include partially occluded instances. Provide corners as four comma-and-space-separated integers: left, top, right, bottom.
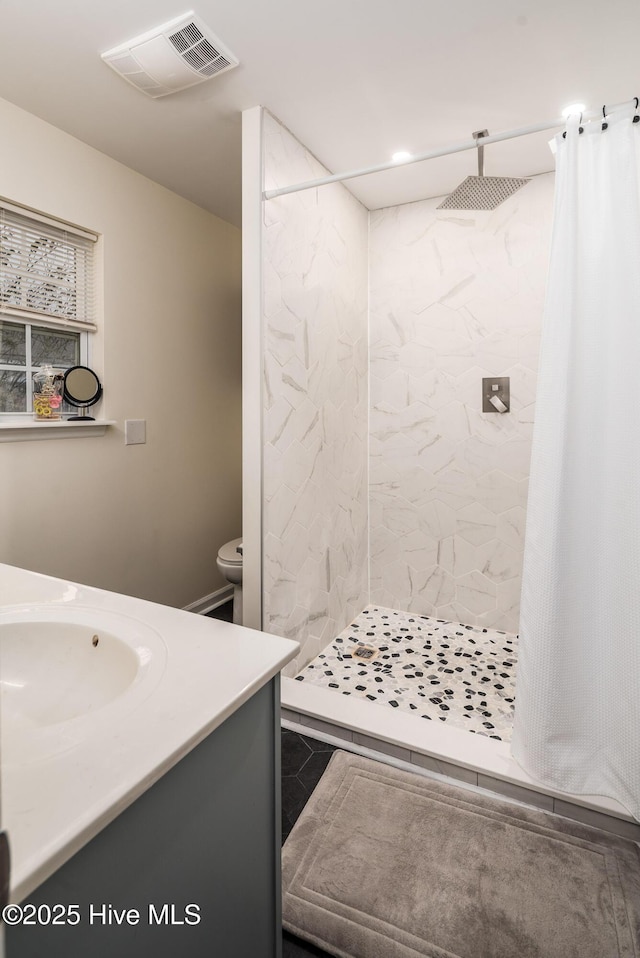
63, 366, 103, 421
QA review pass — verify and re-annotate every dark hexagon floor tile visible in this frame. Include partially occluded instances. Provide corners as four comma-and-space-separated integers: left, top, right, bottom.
281, 774, 312, 821
295, 749, 336, 791
303, 735, 337, 754
283, 930, 332, 957
281, 730, 313, 775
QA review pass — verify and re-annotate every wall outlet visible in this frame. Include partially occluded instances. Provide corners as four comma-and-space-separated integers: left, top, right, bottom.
125, 419, 146, 445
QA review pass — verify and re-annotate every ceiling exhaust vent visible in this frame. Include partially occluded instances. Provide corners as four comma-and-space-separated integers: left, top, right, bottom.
101, 12, 239, 98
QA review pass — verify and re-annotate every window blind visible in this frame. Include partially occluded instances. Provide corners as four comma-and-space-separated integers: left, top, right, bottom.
0, 203, 98, 331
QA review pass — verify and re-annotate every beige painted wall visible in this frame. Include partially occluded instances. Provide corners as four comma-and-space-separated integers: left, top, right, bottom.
0, 97, 242, 608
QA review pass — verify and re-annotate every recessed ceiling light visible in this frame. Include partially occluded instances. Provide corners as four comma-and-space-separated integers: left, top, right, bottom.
561, 102, 586, 119
392, 151, 412, 163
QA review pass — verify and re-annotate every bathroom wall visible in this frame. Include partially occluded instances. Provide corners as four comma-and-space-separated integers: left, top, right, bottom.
0, 96, 242, 609
261, 112, 369, 673
368, 174, 554, 632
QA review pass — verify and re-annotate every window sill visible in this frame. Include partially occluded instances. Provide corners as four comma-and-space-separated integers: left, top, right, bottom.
0, 420, 116, 442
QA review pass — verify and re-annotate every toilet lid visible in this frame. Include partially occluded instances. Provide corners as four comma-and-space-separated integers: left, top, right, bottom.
218, 537, 243, 564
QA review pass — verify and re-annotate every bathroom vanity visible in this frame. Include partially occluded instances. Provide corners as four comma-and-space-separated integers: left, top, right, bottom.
0, 563, 298, 958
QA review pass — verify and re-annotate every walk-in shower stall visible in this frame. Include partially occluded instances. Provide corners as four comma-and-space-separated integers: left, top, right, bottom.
241, 104, 640, 836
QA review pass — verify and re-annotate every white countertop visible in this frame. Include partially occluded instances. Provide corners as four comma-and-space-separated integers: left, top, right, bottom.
0, 563, 298, 903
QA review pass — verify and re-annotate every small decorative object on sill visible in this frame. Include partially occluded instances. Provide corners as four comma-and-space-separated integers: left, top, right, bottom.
63, 366, 103, 421
33, 366, 65, 421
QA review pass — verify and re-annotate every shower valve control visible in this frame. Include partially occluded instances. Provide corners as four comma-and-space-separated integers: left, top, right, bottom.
482, 377, 510, 413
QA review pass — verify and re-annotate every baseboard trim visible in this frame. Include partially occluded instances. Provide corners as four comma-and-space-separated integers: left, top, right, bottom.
183, 585, 234, 616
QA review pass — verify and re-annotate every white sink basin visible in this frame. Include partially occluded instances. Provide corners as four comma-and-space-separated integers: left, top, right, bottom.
0, 605, 167, 764
2, 621, 140, 726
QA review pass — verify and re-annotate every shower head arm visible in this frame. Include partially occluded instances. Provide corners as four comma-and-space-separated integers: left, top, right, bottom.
473, 129, 489, 177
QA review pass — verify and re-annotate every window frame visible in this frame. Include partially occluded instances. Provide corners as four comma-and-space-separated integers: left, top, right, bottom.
0, 320, 89, 420
0, 199, 98, 421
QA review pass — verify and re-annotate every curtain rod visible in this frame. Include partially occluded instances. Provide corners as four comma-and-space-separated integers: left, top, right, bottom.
263, 102, 632, 201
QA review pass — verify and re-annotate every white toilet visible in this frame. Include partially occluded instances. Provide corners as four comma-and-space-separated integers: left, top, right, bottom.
216, 537, 243, 624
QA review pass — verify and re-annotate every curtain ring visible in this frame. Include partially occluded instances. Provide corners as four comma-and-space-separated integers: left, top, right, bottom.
563, 111, 583, 138
602, 105, 608, 131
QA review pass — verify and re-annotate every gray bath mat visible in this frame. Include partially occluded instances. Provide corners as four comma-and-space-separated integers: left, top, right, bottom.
282, 751, 640, 958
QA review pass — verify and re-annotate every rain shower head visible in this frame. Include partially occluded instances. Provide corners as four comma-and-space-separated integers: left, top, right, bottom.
437, 130, 530, 210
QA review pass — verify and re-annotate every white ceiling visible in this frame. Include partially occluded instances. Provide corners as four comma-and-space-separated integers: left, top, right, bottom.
0, 0, 637, 228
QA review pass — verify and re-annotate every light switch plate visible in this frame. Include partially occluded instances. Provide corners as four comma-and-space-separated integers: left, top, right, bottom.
125, 419, 146, 445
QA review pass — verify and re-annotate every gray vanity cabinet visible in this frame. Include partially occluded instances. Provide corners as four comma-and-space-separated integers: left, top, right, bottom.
7, 678, 282, 958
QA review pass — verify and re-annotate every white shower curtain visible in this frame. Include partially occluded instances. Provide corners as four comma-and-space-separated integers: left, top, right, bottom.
512, 103, 640, 821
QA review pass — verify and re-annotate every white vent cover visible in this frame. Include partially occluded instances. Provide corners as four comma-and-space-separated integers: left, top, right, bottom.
101, 11, 239, 98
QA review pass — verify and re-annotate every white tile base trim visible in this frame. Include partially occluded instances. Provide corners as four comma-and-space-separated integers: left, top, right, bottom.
183, 584, 234, 616
281, 676, 640, 841
282, 717, 546, 811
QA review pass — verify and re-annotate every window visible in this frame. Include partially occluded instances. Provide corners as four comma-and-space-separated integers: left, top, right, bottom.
0, 201, 98, 417
0, 321, 83, 414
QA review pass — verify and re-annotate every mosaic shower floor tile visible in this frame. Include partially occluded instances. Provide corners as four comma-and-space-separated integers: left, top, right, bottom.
295, 607, 517, 741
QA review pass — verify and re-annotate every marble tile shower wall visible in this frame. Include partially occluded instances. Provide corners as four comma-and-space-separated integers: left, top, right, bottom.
368, 174, 555, 632
262, 112, 369, 675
